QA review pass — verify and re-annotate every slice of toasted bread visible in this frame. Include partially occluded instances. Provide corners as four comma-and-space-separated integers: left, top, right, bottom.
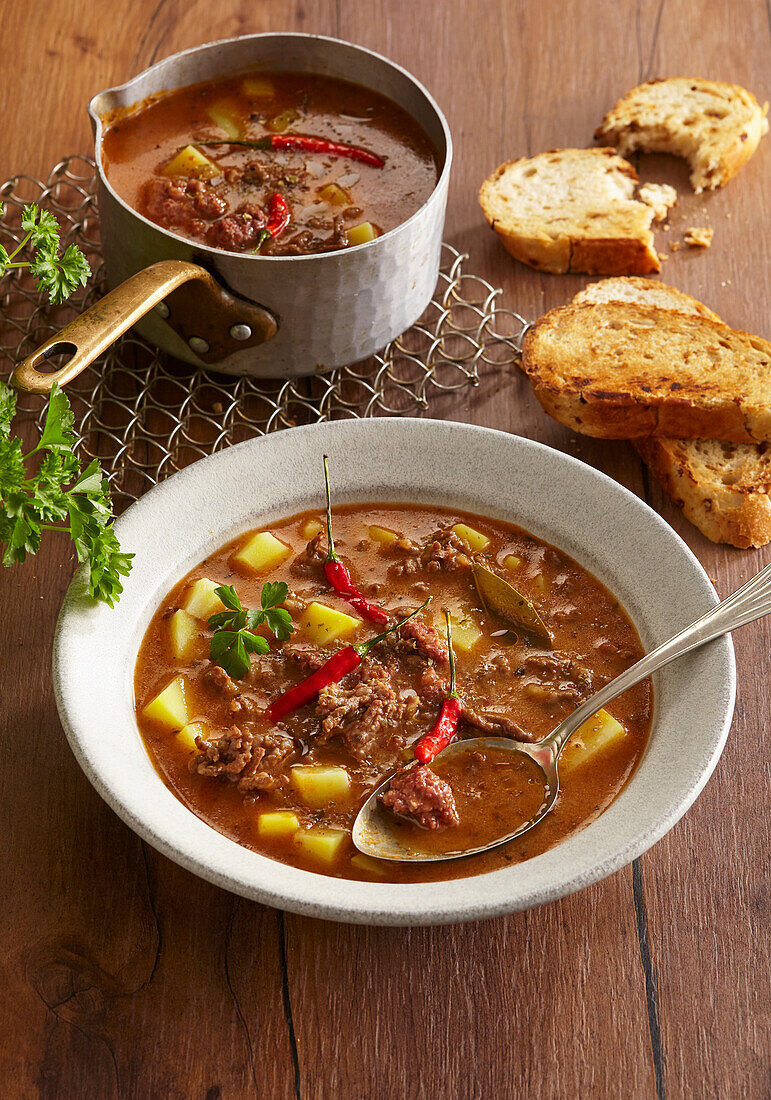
573, 276, 720, 320
634, 437, 771, 548
596, 78, 768, 192
478, 148, 659, 275
522, 300, 771, 443
573, 278, 771, 547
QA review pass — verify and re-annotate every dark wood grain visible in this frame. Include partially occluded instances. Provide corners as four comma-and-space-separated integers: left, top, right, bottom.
1, 1, 769, 1096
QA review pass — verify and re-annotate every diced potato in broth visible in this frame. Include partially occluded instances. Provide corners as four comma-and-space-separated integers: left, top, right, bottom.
346, 221, 378, 246
369, 524, 398, 546
290, 765, 351, 807
504, 554, 522, 571
258, 811, 300, 838
143, 676, 189, 731
295, 827, 348, 863
177, 721, 207, 753
233, 531, 291, 574
302, 602, 361, 646
183, 578, 227, 621
560, 710, 626, 774
162, 144, 219, 179
301, 518, 324, 540
206, 100, 243, 139
169, 608, 198, 659
452, 523, 490, 552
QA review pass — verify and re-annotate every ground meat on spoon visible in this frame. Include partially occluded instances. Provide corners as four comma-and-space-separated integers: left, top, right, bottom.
316, 662, 413, 757
143, 177, 227, 234
379, 765, 459, 829
190, 727, 295, 792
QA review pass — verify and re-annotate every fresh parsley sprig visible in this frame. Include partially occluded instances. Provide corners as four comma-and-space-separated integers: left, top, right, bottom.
0, 203, 91, 304
0, 380, 133, 605
208, 581, 294, 679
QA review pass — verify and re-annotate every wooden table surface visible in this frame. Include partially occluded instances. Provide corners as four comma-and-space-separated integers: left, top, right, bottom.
2, 1, 769, 1096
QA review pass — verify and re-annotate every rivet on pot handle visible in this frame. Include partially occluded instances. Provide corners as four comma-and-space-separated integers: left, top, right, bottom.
11, 259, 278, 394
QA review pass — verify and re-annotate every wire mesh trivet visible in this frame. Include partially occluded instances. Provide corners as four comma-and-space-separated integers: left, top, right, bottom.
0, 156, 529, 508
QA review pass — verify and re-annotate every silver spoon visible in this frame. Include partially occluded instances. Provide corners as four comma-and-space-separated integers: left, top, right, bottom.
353, 558, 771, 862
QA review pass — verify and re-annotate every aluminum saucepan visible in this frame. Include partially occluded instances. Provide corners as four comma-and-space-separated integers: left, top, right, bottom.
12, 33, 452, 393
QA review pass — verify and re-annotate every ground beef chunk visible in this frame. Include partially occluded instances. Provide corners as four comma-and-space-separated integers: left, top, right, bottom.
290, 532, 326, 578
397, 615, 449, 664
419, 667, 531, 741
263, 214, 349, 256
316, 662, 411, 757
190, 727, 294, 792
518, 652, 595, 704
206, 203, 268, 251
284, 644, 327, 673
379, 765, 459, 830
391, 528, 474, 577
203, 663, 240, 697
143, 177, 228, 234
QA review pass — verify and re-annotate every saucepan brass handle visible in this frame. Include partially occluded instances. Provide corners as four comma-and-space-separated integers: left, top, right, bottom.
11, 259, 277, 394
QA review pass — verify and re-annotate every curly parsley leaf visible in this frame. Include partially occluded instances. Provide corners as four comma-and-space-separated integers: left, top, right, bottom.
208, 580, 294, 679
0, 380, 133, 605
0, 202, 90, 305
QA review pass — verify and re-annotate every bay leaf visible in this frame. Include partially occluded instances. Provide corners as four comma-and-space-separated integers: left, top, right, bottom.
473, 563, 552, 647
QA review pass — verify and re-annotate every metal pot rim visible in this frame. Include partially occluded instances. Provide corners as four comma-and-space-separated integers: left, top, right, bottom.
88, 31, 453, 264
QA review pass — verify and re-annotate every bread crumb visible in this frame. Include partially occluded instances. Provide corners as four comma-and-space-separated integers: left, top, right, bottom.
684, 226, 714, 248
659, 252, 669, 261
670, 241, 681, 252
638, 182, 678, 222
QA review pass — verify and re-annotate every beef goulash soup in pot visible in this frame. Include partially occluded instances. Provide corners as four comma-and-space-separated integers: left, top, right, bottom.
134, 464, 653, 883
102, 71, 440, 256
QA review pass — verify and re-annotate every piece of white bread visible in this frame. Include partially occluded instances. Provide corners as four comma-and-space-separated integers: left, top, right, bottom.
573, 276, 720, 319
558, 278, 771, 547
522, 300, 771, 444
478, 148, 660, 275
637, 182, 678, 221
596, 78, 768, 192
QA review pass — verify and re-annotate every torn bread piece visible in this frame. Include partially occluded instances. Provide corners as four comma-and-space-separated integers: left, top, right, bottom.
596, 77, 768, 192
638, 182, 678, 221
684, 226, 714, 248
478, 147, 659, 275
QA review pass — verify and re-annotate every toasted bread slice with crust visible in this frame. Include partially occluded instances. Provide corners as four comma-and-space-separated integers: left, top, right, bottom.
522, 300, 771, 444
596, 78, 768, 192
573, 278, 771, 547
478, 148, 659, 275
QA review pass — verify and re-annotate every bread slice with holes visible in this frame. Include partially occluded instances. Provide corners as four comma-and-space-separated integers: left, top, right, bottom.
572, 278, 771, 547
596, 78, 768, 192
522, 300, 771, 444
478, 148, 660, 275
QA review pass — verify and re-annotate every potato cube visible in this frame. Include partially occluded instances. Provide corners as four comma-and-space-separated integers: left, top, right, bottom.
452, 523, 490, 552
368, 524, 398, 547
183, 578, 227, 621
162, 144, 218, 179
318, 182, 351, 206
534, 574, 548, 593
302, 602, 360, 646
242, 75, 274, 97
177, 721, 207, 753
295, 827, 348, 862
346, 221, 378, 246
143, 676, 189, 731
560, 710, 626, 774
290, 765, 351, 807
351, 853, 388, 877
504, 554, 522, 571
448, 614, 482, 652
169, 608, 198, 659
257, 811, 300, 839
301, 518, 324, 540
206, 101, 242, 140
233, 531, 291, 574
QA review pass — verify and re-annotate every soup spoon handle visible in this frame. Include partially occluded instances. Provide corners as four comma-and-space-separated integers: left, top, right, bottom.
546, 559, 771, 756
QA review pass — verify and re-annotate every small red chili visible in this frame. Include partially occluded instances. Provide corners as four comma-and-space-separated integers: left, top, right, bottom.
322, 455, 390, 626
265, 599, 431, 723
201, 135, 385, 168
253, 191, 291, 251
413, 611, 462, 763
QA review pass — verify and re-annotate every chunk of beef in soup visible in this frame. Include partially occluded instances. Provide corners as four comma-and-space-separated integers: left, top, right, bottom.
102, 71, 440, 256
134, 503, 652, 883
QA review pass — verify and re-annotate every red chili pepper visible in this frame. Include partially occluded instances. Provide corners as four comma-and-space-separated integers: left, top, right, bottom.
321, 455, 390, 626
253, 192, 291, 251
200, 136, 385, 168
413, 611, 462, 763
266, 599, 431, 723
